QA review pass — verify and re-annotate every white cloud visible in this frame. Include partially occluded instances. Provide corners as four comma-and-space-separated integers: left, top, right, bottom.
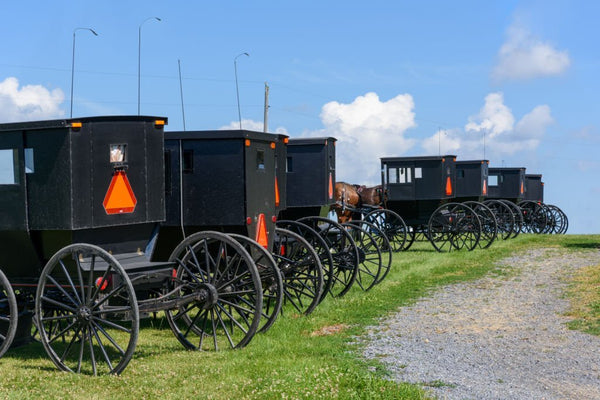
492, 23, 570, 81
304, 92, 417, 184
0, 77, 65, 122
219, 119, 289, 134
423, 92, 553, 161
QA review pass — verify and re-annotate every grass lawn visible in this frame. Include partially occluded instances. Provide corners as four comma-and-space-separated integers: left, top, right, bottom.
1, 234, 598, 399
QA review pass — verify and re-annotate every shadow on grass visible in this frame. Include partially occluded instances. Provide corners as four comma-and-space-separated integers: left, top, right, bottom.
561, 242, 600, 250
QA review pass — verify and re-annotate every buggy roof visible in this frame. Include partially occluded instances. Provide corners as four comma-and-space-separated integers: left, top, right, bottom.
488, 167, 526, 173
0, 115, 167, 132
165, 129, 284, 142
455, 159, 489, 165
381, 155, 456, 163
287, 137, 336, 146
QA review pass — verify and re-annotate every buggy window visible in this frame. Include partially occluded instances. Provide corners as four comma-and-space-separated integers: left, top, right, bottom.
414, 167, 422, 179
110, 144, 127, 163
286, 156, 293, 172
183, 149, 194, 174
164, 150, 172, 195
0, 149, 18, 184
398, 167, 412, 184
257, 149, 265, 170
489, 175, 498, 186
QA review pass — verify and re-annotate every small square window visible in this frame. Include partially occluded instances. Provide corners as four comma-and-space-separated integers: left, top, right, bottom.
110, 144, 127, 163
0, 149, 18, 184
415, 167, 422, 179
489, 175, 498, 186
25, 148, 34, 173
286, 156, 293, 173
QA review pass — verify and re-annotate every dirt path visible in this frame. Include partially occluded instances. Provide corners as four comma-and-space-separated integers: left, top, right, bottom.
362, 247, 600, 400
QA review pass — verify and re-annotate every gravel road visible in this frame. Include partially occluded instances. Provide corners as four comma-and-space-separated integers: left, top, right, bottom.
362, 247, 600, 400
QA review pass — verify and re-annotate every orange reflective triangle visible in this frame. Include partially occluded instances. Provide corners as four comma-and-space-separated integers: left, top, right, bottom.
103, 171, 137, 214
520, 181, 524, 194
274, 176, 280, 207
255, 213, 269, 249
445, 176, 453, 196
328, 173, 333, 199
483, 179, 488, 195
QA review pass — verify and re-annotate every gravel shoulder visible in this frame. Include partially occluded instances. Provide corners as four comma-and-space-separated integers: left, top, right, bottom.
362, 247, 600, 400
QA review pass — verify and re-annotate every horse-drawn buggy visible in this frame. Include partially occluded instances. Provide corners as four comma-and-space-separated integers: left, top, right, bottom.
0, 116, 270, 375
520, 173, 568, 234
376, 155, 482, 252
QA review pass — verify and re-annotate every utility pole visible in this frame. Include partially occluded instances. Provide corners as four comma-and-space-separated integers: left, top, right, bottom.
263, 82, 269, 132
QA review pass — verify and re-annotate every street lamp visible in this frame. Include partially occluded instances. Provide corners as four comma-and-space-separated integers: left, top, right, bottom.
70, 27, 98, 118
138, 17, 161, 115
234, 52, 249, 129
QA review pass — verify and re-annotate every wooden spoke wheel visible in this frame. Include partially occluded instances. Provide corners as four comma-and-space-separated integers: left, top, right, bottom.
428, 203, 481, 252
499, 200, 523, 238
546, 205, 568, 234
297, 217, 359, 298
228, 234, 283, 334
271, 228, 323, 315
517, 201, 548, 234
341, 222, 383, 291
364, 209, 408, 252
483, 200, 515, 240
347, 220, 392, 284
166, 231, 262, 351
464, 201, 498, 249
276, 220, 335, 304
0, 269, 17, 359
35, 244, 139, 375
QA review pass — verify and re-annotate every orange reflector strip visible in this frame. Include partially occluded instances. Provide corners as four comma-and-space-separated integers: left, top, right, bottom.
71, 122, 82, 129
245, 139, 251, 147
274, 176, 280, 207
154, 120, 165, 126
520, 181, 524, 194
255, 213, 269, 249
328, 173, 333, 199
103, 171, 137, 214
445, 176, 453, 196
483, 179, 488, 196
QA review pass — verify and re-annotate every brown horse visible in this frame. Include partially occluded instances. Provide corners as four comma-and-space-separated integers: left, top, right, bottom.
331, 182, 385, 223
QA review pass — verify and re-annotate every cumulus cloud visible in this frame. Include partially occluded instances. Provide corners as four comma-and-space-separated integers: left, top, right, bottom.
219, 119, 289, 134
0, 77, 65, 122
304, 92, 417, 184
423, 92, 553, 161
492, 23, 570, 81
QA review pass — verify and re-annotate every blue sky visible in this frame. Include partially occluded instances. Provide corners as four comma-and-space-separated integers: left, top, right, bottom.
1, 1, 598, 233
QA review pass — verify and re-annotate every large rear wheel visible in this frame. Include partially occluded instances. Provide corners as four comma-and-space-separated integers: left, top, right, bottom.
35, 244, 139, 375
0, 269, 17, 358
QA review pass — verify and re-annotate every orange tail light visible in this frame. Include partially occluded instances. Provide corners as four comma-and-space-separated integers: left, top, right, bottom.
274, 176, 280, 207
520, 181, 524, 194
445, 176, 453, 196
483, 179, 488, 196
328, 173, 333, 199
255, 213, 269, 249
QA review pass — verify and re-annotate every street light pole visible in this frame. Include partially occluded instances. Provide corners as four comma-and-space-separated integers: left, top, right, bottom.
234, 52, 249, 129
138, 17, 161, 115
70, 27, 98, 118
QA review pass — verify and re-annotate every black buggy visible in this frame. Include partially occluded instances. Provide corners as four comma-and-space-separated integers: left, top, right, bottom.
372, 155, 482, 252
0, 117, 265, 375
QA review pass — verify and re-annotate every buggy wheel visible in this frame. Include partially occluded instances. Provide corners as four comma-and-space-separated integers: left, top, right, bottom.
483, 200, 514, 240
0, 269, 17, 358
347, 220, 393, 284
464, 201, 497, 249
229, 234, 283, 333
428, 203, 480, 252
276, 220, 335, 304
518, 201, 547, 234
35, 244, 139, 375
297, 217, 359, 298
363, 209, 408, 252
546, 205, 568, 234
272, 228, 323, 315
403, 227, 418, 250
342, 223, 382, 291
500, 200, 523, 238
166, 231, 262, 351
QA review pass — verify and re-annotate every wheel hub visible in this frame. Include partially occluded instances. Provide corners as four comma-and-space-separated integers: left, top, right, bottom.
196, 283, 219, 309
77, 306, 92, 322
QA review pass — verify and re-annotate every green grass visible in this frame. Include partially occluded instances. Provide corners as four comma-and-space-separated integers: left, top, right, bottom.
565, 259, 600, 336
1, 234, 598, 399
